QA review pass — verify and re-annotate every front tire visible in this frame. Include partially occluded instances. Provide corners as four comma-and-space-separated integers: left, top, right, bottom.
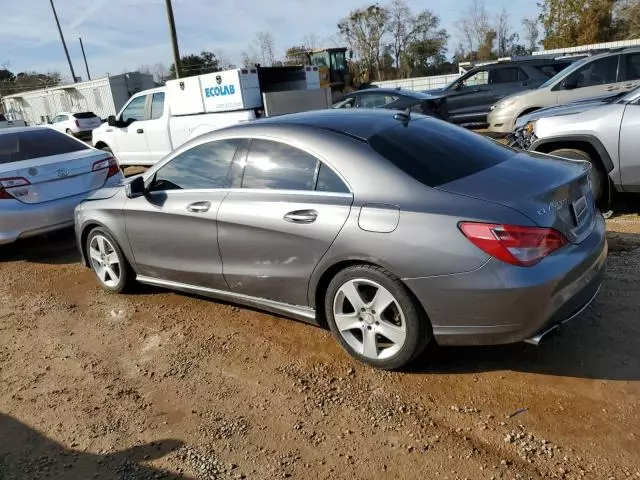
549, 148, 605, 203
325, 265, 431, 370
86, 228, 133, 293
65, 128, 75, 137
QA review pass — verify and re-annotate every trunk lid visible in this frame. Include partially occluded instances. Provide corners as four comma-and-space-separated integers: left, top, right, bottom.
0, 150, 113, 204
436, 151, 595, 244
73, 113, 102, 130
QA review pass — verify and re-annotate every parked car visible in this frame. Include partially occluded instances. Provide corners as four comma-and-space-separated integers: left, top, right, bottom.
0, 126, 123, 245
332, 88, 449, 120
422, 59, 575, 128
489, 48, 640, 134
49, 111, 102, 139
0, 113, 26, 129
509, 85, 640, 207
75, 109, 606, 370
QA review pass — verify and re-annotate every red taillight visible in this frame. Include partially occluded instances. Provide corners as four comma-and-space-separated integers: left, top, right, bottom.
92, 157, 120, 179
0, 177, 31, 200
75, 119, 80, 128
459, 222, 568, 267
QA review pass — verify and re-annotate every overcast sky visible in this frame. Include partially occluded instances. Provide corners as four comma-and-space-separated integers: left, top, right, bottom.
2, 0, 537, 80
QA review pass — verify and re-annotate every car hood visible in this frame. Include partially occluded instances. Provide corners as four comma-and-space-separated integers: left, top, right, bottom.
517, 94, 619, 126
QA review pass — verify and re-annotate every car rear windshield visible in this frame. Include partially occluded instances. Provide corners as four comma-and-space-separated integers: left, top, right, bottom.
0, 129, 89, 164
73, 112, 98, 119
367, 118, 515, 187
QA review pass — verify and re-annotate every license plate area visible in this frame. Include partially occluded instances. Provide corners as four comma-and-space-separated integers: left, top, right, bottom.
571, 195, 589, 227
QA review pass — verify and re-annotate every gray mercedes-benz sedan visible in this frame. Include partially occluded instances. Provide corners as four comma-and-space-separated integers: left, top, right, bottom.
74, 109, 607, 370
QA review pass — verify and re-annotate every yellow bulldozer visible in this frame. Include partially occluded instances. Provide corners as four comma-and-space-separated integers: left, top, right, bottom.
306, 47, 372, 100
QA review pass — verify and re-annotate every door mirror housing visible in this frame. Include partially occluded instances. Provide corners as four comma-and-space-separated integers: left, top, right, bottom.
107, 115, 117, 127
125, 175, 146, 199
453, 81, 463, 91
563, 75, 579, 90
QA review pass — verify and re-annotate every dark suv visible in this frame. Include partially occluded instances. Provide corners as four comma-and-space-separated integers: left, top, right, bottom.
426, 59, 577, 128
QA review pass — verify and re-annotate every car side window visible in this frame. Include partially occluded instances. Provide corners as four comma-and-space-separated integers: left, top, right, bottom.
149, 139, 240, 191
316, 163, 349, 193
150, 92, 165, 120
333, 96, 355, 109
492, 68, 524, 84
356, 94, 397, 108
461, 70, 488, 88
573, 56, 619, 88
121, 95, 148, 123
622, 53, 640, 81
241, 139, 318, 191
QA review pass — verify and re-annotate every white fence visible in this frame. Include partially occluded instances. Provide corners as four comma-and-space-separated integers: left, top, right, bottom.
372, 73, 460, 92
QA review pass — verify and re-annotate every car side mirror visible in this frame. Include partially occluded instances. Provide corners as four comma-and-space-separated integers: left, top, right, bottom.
563, 76, 578, 90
107, 115, 117, 127
125, 175, 146, 199
453, 81, 463, 91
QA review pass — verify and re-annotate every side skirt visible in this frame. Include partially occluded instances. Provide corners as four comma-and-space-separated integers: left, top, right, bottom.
136, 275, 318, 325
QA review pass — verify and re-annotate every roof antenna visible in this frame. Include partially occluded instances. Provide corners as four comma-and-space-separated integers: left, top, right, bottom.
394, 106, 412, 122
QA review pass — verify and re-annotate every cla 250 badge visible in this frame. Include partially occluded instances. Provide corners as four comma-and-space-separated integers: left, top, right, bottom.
537, 198, 568, 216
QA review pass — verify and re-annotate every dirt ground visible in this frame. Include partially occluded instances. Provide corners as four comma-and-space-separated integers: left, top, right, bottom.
1, 207, 639, 480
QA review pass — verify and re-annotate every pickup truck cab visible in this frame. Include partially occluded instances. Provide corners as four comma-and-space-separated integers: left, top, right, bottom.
93, 66, 327, 167
0, 113, 26, 129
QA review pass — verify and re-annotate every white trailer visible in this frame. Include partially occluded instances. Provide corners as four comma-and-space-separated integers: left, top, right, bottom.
0, 72, 154, 125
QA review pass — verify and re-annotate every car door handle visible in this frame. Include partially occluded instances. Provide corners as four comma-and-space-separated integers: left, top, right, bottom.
136, 128, 144, 134
186, 201, 211, 213
283, 209, 317, 224
605, 86, 619, 91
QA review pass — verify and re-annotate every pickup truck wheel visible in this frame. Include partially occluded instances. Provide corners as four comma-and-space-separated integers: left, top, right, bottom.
549, 149, 604, 203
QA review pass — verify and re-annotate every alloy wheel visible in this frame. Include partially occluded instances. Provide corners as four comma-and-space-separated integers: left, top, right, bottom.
332, 278, 407, 360
89, 234, 121, 288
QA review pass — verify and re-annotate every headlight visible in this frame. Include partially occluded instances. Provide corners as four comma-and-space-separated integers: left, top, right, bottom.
493, 98, 518, 110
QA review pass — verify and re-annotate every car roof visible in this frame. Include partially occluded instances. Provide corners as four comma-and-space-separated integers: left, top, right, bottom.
236, 108, 430, 140
0, 126, 50, 135
352, 88, 429, 99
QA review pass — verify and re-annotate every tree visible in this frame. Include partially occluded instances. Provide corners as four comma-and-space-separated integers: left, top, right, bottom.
168, 51, 221, 79
0, 70, 61, 96
284, 46, 309, 66
522, 17, 540, 53
615, 0, 640, 39
241, 32, 277, 67
457, 0, 495, 61
495, 9, 519, 57
338, 4, 389, 81
538, 0, 617, 49
386, 0, 445, 78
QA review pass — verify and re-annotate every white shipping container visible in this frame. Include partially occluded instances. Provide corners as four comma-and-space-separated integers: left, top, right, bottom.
0, 72, 154, 125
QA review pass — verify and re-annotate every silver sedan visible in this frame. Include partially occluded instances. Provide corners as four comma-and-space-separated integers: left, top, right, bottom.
74, 110, 607, 370
1, 126, 123, 245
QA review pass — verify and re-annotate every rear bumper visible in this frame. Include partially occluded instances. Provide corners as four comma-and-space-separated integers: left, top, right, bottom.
0, 177, 122, 245
404, 213, 607, 346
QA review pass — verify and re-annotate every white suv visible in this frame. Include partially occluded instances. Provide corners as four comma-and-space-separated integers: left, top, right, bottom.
488, 48, 640, 134
50, 111, 102, 140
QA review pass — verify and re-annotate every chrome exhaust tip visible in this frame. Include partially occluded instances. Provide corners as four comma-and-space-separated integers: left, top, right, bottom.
524, 324, 560, 346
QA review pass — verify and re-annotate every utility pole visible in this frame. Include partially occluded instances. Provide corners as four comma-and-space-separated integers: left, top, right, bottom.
164, 0, 182, 78
79, 37, 91, 80
49, 0, 77, 83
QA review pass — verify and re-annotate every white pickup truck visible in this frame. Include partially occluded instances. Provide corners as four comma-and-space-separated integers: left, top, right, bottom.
92, 66, 330, 166
0, 113, 26, 129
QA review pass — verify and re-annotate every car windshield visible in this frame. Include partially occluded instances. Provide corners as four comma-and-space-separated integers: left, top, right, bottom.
0, 129, 88, 164
539, 56, 591, 88
368, 118, 515, 187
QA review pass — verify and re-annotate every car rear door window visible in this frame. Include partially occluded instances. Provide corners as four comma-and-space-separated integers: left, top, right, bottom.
316, 163, 349, 193
0, 129, 88, 165
149, 139, 241, 191
367, 118, 514, 187
241, 139, 318, 191
491, 68, 525, 83
573, 56, 619, 87
622, 53, 640, 81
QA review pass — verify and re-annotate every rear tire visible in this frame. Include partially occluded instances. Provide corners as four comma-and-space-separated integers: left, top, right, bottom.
86, 227, 134, 293
325, 265, 431, 370
549, 148, 605, 203
65, 128, 75, 137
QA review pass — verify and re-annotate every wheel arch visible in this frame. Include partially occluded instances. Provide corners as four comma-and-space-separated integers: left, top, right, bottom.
530, 135, 614, 173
